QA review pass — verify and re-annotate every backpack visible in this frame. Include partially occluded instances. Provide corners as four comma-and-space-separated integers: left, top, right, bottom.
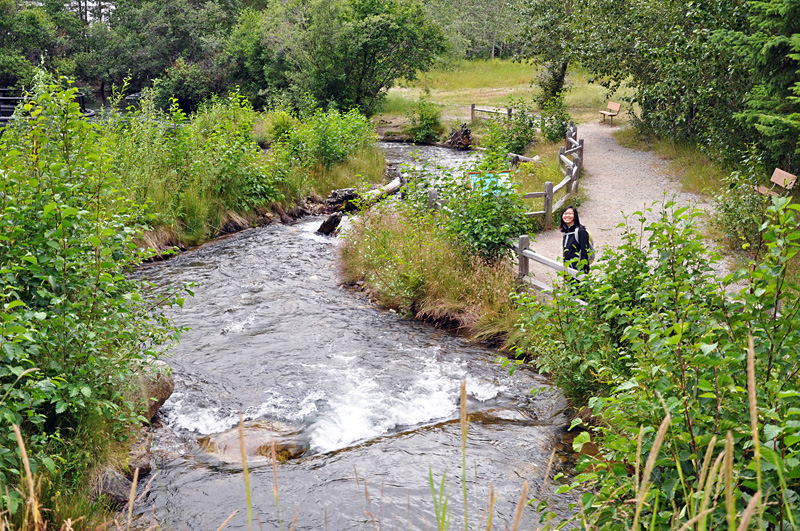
585, 228, 596, 264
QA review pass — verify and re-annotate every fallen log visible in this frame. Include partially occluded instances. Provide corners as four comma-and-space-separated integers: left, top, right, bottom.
324, 177, 403, 212
362, 176, 402, 203
508, 153, 541, 167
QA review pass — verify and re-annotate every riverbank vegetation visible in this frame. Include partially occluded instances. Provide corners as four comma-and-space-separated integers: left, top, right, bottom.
0, 80, 185, 522
513, 200, 800, 530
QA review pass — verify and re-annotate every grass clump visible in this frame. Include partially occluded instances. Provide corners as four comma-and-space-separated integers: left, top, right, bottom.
340, 201, 523, 342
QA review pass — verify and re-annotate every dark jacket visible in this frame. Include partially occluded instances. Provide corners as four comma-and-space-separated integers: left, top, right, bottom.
562, 225, 590, 273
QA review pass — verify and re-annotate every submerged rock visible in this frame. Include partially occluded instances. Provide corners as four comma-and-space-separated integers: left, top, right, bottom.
197, 420, 305, 463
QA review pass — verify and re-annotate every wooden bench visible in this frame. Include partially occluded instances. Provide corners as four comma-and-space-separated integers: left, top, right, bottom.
757, 168, 797, 196
599, 101, 621, 125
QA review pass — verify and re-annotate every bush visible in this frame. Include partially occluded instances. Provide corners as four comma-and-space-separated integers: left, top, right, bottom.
405, 96, 443, 143
538, 93, 570, 143
152, 57, 218, 113
482, 97, 538, 155
287, 108, 376, 168
514, 200, 800, 530
713, 149, 769, 254
0, 79, 182, 514
109, 90, 284, 244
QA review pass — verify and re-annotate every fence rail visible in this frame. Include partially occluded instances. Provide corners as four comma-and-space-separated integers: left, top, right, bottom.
520, 121, 583, 228
470, 103, 512, 122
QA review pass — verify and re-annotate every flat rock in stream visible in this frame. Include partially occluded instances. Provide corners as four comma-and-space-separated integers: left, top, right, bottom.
198, 420, 305, 463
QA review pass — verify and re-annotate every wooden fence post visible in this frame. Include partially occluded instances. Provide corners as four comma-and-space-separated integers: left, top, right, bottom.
571, 158, 581, 193
544, 181, 554, 228
518, 234, 530, 279
578, 138, 584, 162
471, 103, 476, 122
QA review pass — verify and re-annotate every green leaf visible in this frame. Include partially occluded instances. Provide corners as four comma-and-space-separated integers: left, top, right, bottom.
573, 431, 591, 453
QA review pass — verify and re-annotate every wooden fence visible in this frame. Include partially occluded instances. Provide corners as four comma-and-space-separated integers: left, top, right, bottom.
470, 103, 512, 122
518, 122, 583, 227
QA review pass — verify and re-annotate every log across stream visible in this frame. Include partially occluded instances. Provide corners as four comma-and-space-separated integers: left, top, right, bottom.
137, 144, 575, 529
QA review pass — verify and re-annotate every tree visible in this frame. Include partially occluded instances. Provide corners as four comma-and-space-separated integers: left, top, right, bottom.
515, 0, 576, 102
225, 0, 446, 114
735, 0, 800, 173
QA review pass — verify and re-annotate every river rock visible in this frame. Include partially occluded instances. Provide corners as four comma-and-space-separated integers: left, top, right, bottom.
96, 469, 133, 509
134, 359, 175, 422
127, 428, 152, 477
317, 212, 343, 235
197, 420, 305, 463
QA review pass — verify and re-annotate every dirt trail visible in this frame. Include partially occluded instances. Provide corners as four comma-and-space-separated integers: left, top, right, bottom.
525, 121, 727, 285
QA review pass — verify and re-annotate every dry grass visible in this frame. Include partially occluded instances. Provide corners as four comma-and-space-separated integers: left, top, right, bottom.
308, 145, 386, 198
339, 205, 523, 345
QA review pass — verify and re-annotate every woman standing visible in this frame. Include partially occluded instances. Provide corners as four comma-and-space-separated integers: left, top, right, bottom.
560, 205, 590, 274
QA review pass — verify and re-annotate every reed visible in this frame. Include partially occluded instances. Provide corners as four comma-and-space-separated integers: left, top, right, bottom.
238, 413, 253, 531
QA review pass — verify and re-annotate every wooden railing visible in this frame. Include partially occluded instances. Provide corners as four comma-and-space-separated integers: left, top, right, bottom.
516, 234, 586, 303
470, 103, 512, 121
518, 122, 583, 228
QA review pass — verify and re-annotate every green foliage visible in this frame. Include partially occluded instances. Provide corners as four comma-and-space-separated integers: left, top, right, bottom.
482, 97, 538, 156
514, 200, 800, 530
575, 0, 752, 164
734, 0, 800, 174
515, 0, 574, 100
225, 0, 447, 115
109, 89, 283, 244
0, 80, 182, 513
405, 96, 443, 144
538, 93, 570, 144
0, 0, 60, 86
95, 0, 234, 92
410, 158, 532, 264
287, 107, 376, 168
713, 148, 769, 252
339, 196, 522, 339
152, 57, 217, 113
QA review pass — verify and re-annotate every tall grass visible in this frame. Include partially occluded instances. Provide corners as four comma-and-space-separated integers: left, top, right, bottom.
307, 146, 385, 199
339, 203, 522, 343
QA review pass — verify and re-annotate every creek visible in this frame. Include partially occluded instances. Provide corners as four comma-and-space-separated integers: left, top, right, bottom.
138, 144, 574, 530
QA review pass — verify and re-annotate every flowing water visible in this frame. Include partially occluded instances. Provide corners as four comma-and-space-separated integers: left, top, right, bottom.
138, 145, 575, 530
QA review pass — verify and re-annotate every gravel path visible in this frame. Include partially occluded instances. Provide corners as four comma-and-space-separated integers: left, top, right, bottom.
525, 121, 728, 284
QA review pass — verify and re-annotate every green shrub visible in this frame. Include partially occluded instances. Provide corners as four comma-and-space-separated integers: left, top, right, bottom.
109, 90, 284, 244
514, 200, 800, 530
713, 149, 769, 254
482, 97, 538, 155
538, 93, 570, 143
405, 96, 443, 144
0, 80, 182, 514
287, 108, 376, 168
152, 57, 217, 113
405, 156, 533, 264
